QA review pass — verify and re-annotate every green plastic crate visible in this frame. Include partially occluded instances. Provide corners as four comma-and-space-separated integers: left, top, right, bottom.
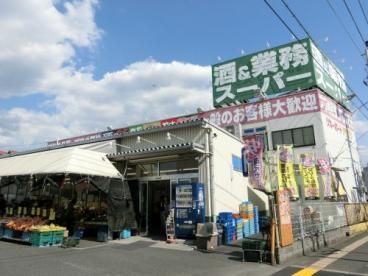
51, 231, 64, 246
31, 232, 52, 247
242, 239, 266, 250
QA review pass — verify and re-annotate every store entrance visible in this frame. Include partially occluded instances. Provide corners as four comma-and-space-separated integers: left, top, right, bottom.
147, 180, 170, 237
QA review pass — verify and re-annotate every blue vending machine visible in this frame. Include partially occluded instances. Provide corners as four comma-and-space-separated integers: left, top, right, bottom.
175, 182, 205, 238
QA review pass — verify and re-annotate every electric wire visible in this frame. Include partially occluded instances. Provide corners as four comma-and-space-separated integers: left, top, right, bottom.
279, 0, 368, 157
326, 0, 363, 58
358, 0, 368, 26
264, 0, 364, 166
357, 128, 368, 141
269, 0, 368, 119
343, 0, 366, 44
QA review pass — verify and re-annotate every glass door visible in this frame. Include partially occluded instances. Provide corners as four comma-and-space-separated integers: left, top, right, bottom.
139, 181, 148, 236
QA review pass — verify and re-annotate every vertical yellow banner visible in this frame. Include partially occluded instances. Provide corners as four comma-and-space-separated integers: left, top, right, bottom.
277, 145, 299, 198
300, 153, 319, 198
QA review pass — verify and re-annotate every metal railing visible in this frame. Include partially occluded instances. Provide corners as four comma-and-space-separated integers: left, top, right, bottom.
288, 201, 347, 241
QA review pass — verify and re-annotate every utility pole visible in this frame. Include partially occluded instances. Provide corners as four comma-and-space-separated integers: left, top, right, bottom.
345, 114, 361, 201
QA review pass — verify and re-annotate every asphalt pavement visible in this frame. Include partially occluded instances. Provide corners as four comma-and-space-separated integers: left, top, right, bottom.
274, 232, 368, 276
0, 233, 367, 276
0, 236, 280, 276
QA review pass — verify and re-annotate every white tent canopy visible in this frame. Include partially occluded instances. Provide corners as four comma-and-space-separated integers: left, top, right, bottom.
0, 147, 122, 178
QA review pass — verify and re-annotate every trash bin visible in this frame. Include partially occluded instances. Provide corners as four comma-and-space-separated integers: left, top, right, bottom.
196, 223, 218, 250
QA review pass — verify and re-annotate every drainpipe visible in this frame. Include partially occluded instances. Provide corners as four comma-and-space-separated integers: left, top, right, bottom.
208, 128, 216, 223
204, 129, 212, 220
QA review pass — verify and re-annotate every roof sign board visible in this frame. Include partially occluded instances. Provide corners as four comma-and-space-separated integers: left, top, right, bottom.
310, 42, 348, 105
211, 38, 348, 107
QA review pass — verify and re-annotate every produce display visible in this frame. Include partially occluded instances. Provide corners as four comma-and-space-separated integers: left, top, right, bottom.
4, 217, 46, 232
30, 224, 66, 232
2, 217, 65, 232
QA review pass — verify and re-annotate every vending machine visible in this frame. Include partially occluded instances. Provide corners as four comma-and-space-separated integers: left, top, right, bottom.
175, 182, 205, 238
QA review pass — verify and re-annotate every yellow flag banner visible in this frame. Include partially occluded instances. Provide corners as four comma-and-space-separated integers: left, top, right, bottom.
277, 145, 298, 198
300, 153, 319, 198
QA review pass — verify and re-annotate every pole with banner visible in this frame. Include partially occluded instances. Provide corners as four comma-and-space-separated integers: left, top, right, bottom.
277, 145, 299, 199
243, 134, 269, 192
317, 157, 333, 198
299, 153, 320, 199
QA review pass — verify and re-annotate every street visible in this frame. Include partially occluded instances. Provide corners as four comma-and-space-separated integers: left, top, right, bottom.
275, 232, 368, 276
0, 233, 367, 276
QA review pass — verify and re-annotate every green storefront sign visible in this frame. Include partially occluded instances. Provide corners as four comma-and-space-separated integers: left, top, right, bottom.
129, 124, 144, 132
212, 38, 348, 107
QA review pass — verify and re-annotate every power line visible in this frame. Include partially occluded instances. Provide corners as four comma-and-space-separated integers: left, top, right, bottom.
326, 0, 363, 58
280, 0, 315, 42
357, 128, 368, 141
343, 0, 366, 44
273, 0, 368, 120
358, 0, 368, 26
264, 0, 368, 168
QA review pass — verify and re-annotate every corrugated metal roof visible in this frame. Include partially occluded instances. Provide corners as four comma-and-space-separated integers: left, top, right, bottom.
108, 142, 205, 160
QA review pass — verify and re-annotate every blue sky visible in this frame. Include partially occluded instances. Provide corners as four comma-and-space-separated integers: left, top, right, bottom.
1, 0, 368, 163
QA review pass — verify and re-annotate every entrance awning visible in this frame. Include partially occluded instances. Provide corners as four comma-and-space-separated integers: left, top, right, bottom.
0, 147, 122, 178
107, 142, 205, 161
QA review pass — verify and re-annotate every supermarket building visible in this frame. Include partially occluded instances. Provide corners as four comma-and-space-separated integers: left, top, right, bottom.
0, 37, 364, 237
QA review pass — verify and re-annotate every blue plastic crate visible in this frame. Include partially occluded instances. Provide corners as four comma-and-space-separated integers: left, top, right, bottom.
218, 220, 232, 227
224, 239, 233, 245
218, 212, 233, 221
73, 228, 84, 239
223, 226, 235, 232
3, 228, 13, 238
120, 229, 131, 239
97, 229, 112, 242
21, 231, 32, 242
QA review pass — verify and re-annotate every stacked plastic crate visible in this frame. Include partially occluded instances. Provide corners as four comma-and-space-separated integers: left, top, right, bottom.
235, 218, 243, 240
231, 218, 236, 241
243, 219, 250, 237
217, 212, 234, 245
254, 206, 260, 234
246, 202, 255, 236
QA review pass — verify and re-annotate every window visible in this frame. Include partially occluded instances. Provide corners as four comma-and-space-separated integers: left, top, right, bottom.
159, 159, 198, 175
272, 126, 315, 150
232, 155, 243, 172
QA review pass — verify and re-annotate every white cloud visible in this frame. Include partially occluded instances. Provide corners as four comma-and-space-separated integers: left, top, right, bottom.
0, 0, 100, 97
0, 60, 212, 150
0, 1, 213, 151
45, 59, 212, 135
